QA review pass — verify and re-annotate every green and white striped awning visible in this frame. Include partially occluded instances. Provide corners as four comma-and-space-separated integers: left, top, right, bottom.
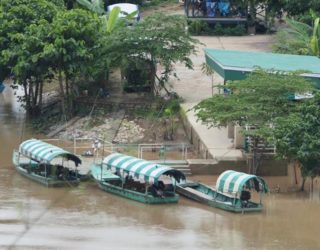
19, 139, 81, 166
102, 153, 185, 184
216, 170, 268, 194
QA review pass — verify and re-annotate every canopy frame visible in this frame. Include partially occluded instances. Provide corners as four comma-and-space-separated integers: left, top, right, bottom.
19, 139, 82, 166
216, 170, 268, 195
102, 153, 185, 185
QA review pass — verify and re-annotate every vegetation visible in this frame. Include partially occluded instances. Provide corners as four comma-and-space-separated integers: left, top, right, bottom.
103, 14, 198, 96
0, 0, 64, 115
277, 0, 320, 17
0, 0, 197, 118
273, 94, 320, 191
188, 21, 246, 36
194, 70, 316, 174
273, 15, 320, 56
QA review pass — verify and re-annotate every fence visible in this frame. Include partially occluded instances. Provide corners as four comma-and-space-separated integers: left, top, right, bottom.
41, 138, 194, 162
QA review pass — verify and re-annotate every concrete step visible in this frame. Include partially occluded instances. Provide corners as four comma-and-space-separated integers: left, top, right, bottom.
151, 160, 189, 166
168, 165, 192, 176
150, 160, 192, 175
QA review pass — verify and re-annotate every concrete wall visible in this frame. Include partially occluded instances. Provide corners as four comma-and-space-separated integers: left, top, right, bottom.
180, 108, 288, 176
180, 109, 213, 159
188, 158, 288, 176
234, 125, 245, 149
188, 159, 247, 175
257, 158, 288, 176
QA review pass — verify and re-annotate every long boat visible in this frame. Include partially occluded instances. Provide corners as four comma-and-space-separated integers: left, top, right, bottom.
176, 170, 269, 213
91, 153, 186, 204
12, 138, 85, 187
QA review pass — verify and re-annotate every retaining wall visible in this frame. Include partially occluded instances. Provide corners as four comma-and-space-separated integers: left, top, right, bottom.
188, 158, 288, 176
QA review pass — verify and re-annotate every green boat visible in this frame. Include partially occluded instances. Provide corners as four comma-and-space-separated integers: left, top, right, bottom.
13, 138, 85, 187
90, 153, 186, 204
177, 170, 269, 213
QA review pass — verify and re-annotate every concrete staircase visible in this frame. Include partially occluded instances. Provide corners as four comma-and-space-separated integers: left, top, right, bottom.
151, 160, 192, 176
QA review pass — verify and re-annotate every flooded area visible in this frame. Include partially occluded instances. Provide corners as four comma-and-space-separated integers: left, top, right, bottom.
1, 84, 320, 249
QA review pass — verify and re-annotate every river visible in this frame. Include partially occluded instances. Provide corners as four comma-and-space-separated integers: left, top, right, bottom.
0, 83, 320, 249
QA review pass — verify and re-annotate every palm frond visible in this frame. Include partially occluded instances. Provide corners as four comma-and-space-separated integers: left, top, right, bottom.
107, 7, 120, 34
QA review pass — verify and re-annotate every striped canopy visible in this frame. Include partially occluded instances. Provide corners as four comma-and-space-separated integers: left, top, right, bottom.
216, 170, 268, 194
102, 153, 185, 184
19, 139, 81, 166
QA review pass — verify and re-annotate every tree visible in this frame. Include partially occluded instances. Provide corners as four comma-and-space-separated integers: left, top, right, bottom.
273, 15, 320, 57
104, 14, 198, 95
41, 8, 106, 116
273, 93, 320, 191
0, 0, 63, 114
194, 70, 316, 173
281, 0, 320, 17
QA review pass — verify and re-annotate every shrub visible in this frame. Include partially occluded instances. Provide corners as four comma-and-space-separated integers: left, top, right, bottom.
188, 21, 246, 36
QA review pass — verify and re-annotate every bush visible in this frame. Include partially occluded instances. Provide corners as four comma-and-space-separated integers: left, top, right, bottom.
141, 0, 176, 8
188, 20, 246, 36
122, 58, 153, 93
188, 20, 210, 35
164, 99, 180, 114
296, 12, 320, 26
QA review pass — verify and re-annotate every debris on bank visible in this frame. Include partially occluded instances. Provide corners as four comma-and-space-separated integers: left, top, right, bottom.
113, 119, 145, 143
53, 114, 145, 144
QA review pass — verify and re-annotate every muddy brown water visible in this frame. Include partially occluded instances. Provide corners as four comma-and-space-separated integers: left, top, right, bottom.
1, 85, 320, 249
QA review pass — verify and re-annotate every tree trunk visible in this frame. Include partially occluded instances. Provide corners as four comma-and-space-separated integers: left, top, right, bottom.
248, 0, 256, 34
66, 75, 69, 97
150, 60, 157, 95
69, 78, 76, 115
33, 80, 39, 107
252, 137, 259, 174
28, 81, 33, 110
23, 80, 31, 113
39, 80, 43, 110
300, 177, 306, 192
58, 69, 66, 117
65, 75, 70, 115
293, 160, 298, 185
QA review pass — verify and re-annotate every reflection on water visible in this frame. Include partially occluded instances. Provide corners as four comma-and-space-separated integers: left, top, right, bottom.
1, 83, 320, 249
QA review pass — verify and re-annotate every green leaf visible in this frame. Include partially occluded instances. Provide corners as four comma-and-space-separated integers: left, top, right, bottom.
106, 7, 120, 34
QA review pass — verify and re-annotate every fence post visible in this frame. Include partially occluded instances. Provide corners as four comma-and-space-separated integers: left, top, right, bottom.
73, 137, 76, 154
181, 143, 184, 160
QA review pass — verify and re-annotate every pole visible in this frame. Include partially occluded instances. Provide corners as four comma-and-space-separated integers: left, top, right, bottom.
145, 184, 148, 194
181, 143, 184, 160
73, 136, 76, 154
102, 138, 105, 163
100, 163, 103, 182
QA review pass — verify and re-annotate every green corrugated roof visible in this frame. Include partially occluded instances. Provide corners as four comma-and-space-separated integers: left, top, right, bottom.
216, 170, 269, 194
102, 153, 186, 184
205, 49, 320, 73
19, 139, 82, 166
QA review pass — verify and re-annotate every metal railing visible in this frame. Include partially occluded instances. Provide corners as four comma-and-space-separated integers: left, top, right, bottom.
41, 138, 194, 161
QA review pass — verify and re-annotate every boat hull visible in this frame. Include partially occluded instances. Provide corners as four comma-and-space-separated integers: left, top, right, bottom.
90, 163, 179, 204
176, 182, 263, 213
12, 151, 80, 188
97, 181, 180, 204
